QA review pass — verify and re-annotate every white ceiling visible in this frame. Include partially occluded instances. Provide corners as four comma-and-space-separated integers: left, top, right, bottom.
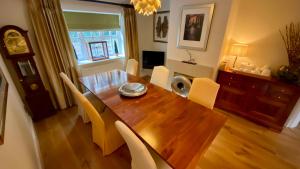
96, 0, 130, 4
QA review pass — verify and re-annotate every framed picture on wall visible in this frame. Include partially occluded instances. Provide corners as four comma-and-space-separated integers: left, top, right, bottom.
177, 3, 215, 50
153, 11, 170, 43
0, 67, 8, 145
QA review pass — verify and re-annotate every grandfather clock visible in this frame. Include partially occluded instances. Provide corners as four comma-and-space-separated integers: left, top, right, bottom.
0, 25, 54, 121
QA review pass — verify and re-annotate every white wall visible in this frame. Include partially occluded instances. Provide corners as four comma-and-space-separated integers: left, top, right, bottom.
136, 0, 170, 76
136, 0, 170, 53
167, 0, 233, 78
286, 98, 300, 128
153, 0, 170, 52
0, 0, 43, 168
0, 55, 42, 169
224, 0, 300, 70
136, 14, 155, 55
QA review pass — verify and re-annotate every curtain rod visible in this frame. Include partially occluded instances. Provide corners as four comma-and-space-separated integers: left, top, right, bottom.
79, 0, 134, 8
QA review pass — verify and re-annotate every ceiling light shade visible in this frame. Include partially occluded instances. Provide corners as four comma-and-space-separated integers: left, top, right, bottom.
131, 0, 161, 16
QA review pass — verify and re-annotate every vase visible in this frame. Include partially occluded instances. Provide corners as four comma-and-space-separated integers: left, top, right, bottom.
277, 65, 299, 84
288, 50, 300, 71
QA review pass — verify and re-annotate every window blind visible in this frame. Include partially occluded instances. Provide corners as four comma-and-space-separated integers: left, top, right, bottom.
63, 11, 120, 30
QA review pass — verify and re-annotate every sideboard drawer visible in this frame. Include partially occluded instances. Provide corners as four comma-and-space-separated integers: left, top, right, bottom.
268, 84, 294, 95
218, 71, 247, 89
246, 79, 269, 95
267, 84, 296, 103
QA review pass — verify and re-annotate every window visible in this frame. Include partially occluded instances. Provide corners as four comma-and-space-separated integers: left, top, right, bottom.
63, 11, 125, 64
69, 30, 125, 64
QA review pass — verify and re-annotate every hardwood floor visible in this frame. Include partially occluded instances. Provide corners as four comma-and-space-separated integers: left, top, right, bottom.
34, 107, 131, 169
199, 109, 300, 169
34, 107, 300, 169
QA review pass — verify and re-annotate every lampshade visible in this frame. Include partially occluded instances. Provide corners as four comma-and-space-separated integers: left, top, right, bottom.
230, 43, 248, 57
131, 0, 161, 16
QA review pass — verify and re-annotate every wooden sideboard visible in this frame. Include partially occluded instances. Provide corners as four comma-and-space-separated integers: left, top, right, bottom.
215, 70, 300, 131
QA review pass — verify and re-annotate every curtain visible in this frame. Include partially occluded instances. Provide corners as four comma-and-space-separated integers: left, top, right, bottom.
27, 0, 78, 109
63, 11, 120, 30
123, 8, 140, 69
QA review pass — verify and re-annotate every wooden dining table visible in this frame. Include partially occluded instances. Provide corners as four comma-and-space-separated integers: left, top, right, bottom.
79, 69, 227, 169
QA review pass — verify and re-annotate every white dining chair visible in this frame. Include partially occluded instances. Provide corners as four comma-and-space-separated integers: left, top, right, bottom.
126, 59, 139, 76
60, 73, 105, 123
115, 121, 171, 169
188, 78, 220, 109
60, 72, 124, 155
150, 66, 169, 89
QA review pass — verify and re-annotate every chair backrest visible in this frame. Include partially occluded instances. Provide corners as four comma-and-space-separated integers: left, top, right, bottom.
59, 72, 105, 132
126, 59, 139, 76
150, 66, 169, 89
115, 121, 157, 169
188, 78, 220, 109
59, 72, 79, 95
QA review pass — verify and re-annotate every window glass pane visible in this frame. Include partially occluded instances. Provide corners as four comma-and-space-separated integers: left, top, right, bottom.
69, 32, 78, 38
111, 31, 116, 36
82, 32, 91, 37
91, 32, 99, 37
68, 29, 125, 64
103, 31, 109, 36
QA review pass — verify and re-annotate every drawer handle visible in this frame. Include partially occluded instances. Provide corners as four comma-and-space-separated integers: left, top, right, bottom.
252, 85, 256, 89
278, 96, 281, 99
228, 82, 231, 86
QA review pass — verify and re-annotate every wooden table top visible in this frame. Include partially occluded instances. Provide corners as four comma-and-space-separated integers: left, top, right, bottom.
79, 70, 227, 169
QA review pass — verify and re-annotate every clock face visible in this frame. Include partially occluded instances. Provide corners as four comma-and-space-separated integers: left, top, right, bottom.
4, 29, 30, 55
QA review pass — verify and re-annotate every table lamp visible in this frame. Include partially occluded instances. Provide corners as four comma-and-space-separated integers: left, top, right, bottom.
230, 43, 248, 68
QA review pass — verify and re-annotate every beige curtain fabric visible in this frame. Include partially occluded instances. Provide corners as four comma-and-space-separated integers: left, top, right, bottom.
123, 8, 140, 67
27, 0, 78, 109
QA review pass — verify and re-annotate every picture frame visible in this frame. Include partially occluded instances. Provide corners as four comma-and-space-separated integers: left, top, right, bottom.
153, 11, 170, 43
177, 3, 215, 51
0, 67, 8, 145
88, 41, 109, 61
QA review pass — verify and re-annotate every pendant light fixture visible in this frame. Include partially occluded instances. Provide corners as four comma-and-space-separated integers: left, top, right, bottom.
130, 0, 161, 16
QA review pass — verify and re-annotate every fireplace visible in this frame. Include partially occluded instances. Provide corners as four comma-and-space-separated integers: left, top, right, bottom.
142, 51, 165, 69
174, 72, 194, 83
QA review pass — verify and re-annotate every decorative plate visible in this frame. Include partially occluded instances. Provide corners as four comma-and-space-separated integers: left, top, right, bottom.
119, 83, 147, 97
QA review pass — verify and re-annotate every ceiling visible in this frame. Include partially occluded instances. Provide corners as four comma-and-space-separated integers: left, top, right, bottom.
96, 0, 130, 4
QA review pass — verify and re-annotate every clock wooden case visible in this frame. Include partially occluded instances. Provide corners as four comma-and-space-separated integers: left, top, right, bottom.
0, 25, 54, 121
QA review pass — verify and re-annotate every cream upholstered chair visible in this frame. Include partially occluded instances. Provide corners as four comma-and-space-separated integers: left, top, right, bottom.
188, 78, 220, 109
150, 66, 169, 89
126, 59, 139, 76
60, 73, 104, 123
115, 121, 171, 169
60, 72, 124, 155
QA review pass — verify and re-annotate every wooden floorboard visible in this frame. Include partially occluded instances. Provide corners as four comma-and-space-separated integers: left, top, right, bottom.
34, 107, 300, 169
